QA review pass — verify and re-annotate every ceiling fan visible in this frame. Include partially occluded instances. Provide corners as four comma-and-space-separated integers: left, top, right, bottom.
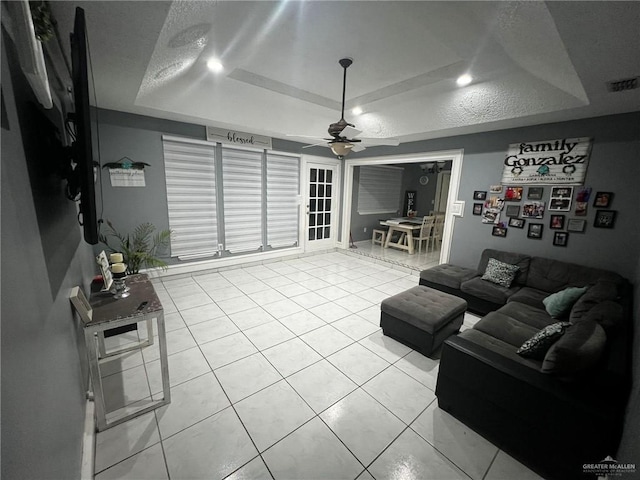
297, 58, 400, 159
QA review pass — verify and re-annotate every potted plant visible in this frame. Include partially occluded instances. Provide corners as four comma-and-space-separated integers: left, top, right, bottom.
99, 220, 172, 274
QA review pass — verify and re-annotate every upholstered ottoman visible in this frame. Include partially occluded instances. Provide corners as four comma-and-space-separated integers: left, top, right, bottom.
380, 286, 467, 356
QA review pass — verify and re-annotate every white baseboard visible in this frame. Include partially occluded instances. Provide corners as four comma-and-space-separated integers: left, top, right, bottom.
81, 394, 96, 480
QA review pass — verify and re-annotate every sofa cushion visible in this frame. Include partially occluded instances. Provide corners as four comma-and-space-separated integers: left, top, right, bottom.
570, 280, 620, 323
542, 320, 606, 374
474, 309, 543, 347
507, 287, 548, 310
517, 321, 572, 359
419, 263, 478, 289
526, 257, 622, 293
543, 286, 589, 318
460, 276, 520, 306
457, 329, 543, 369
582, 301, 624, 330
482, 258, 520, 288
477, 249, 531, 286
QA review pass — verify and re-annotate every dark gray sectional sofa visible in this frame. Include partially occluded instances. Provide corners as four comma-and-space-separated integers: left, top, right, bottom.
420, 249, 632, 480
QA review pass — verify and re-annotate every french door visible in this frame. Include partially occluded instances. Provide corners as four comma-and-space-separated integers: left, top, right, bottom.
304, 160, 340, 251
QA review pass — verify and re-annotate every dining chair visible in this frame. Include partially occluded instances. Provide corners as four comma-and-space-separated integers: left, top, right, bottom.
413, 215, 436, 254
432, 214, 445, 250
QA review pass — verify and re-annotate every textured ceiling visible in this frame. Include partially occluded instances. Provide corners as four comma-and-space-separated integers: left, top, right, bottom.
49, 1, 640, 146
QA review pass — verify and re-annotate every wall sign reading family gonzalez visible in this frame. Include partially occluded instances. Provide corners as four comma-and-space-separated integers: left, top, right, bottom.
206, 126, 273, 150
501, 137, 592, 185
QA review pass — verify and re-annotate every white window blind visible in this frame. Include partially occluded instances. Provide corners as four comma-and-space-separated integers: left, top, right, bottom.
163, 136, 218, 258
266, 153, 300, 248
357, 165, 404, 215
222, 147, 263, 253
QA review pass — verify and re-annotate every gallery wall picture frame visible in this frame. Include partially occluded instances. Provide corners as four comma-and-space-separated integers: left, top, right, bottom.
492, 226, 507, 237
575, 202, 588, 216
593, 192, 613, 208
474, 191, 487, 200
473, 203, 483, 215
490, 185, 503, 194
567, 218, 586, 232
504, 186, 523, 201
550, 214, 565, 230
522, 201, 545, 219
553, 232, 569, 247
528, 223, 544, 239
594, 210, 617, 228
527, 187, 543, 200
509, 217, 525, 228
548, 186, 573, 211
506, 205, 520, 217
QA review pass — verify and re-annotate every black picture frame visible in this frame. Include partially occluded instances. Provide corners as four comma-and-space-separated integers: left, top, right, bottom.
567, 218, 586, 233
593, 192, 613, 208
505, 205, 520, 217
492, 226, 507, 237
527, 187, 543, 200
472, 203, 483, 215
509, 217, 525, 228
594, 210, 617, 228
553, 232, 569, 247
528, 223, 543, 239
549, 214, 565, 230
474, 190, 487, 200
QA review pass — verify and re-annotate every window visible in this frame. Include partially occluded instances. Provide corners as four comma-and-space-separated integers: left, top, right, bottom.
357, 165, 403, 214
267, 153, 300, 248
163, 136, 218, 258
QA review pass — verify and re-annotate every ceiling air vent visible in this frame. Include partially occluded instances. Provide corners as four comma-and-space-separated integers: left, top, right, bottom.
606, 77, 639, 93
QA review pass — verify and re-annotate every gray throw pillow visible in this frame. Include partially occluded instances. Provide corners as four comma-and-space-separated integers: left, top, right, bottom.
517, 321, 571, 359
542, 320, 606, 374
482, 258, 520, 288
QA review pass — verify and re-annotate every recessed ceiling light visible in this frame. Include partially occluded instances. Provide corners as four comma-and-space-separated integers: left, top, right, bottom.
207, 58, 224, 73
457, 74, 473, 87
352, 106, 363, 116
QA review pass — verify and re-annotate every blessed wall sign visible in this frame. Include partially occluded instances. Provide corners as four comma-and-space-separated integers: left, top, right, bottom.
206, 126, 272, 150
501, 137, 592, 185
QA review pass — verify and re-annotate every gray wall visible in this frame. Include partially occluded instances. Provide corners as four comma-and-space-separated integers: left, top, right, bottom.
1, 31, 96, 479
361, 112, 640, 280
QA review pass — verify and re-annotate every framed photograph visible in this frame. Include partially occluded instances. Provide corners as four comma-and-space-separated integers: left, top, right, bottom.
553, 232, 569, 247
575, 202, 588, 216
505, 205, 520, 217
548, 186, 573, 211
549, 214, 565, 230
482, 207, 501, 224
69, 286, 93, 324
522, 201, 545, 219
594, 210, 617, 228
96, 251, 114, 291
474, 190, 487, 200
473, 203, 483, 215
504, 186, 523, 201
492, 226, 507, 237
527, 187, 543, 200
567, 218, 586, 232
527, 223, 543, 239
487, 196, 505, 210
509, 217, 525, 228
490, 185, 503, 194
593, 192, 613, 208
576, 186, 592, 203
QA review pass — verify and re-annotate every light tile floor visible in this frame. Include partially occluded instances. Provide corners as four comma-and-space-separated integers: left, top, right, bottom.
349, 239, 441, 271
95, 251, 545, 480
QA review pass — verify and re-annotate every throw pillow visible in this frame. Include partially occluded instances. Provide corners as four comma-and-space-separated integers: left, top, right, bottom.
481, 258, 520, 288
517, 321, 572, 359
543, 286, 589, 318
542, 320, 606, 374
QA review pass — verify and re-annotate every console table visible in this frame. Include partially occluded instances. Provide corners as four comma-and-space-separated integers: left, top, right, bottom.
85, 274, 170, 431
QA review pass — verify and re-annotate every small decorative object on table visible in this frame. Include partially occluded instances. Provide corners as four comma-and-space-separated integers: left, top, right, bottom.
110, 262, 130, 298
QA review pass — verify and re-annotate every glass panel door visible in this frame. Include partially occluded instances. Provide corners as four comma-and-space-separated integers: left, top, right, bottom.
305, 162, 338, 250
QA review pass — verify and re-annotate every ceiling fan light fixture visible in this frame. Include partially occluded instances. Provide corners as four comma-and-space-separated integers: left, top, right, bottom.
352, 106, 363, 116
330, 142, 353, 158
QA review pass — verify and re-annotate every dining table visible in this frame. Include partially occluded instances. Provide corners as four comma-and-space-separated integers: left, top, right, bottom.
379, 217, 423, 254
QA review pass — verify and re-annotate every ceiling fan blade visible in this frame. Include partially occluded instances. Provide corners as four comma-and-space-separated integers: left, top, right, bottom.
359, 137, 400, 147
351, 143, 366, 153
287, 134, 327, 140
340, 126, 362, 138
302, 142, 330, 149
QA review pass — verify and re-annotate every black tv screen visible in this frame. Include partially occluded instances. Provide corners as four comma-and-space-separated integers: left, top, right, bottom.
70, 6, 99, 244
